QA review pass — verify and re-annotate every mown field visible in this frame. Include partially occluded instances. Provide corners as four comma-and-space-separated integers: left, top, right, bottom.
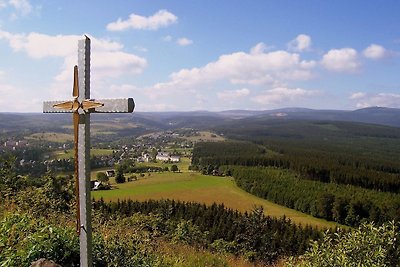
179, 131, 226, 142
51, 148, 114, 160
136, 157, 192, 172
92, 171, 339, 229
26, 132, 73, 143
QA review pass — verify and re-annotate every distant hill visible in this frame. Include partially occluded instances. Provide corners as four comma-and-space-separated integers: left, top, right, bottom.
339, 107, 400, 127
0, 107, 399, 136
217, 107, 400, 128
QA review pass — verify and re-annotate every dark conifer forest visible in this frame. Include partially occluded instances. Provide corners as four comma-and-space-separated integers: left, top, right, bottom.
192, 120, 400, 227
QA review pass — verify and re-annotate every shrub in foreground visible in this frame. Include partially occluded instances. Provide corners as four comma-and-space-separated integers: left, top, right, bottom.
0, 213, 163, 267
286, 221, 400, 267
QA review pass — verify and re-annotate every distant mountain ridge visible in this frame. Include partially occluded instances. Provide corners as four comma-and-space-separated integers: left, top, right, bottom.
0, 107, 399, 133
213, 107, 400, 127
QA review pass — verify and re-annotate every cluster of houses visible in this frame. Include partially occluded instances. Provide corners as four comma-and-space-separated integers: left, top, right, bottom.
2, 140, 29, 150
155, 152, 180, 162
137, 152, 180, 163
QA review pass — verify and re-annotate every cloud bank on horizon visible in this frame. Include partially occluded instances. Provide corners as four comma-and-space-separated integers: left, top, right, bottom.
0, 1, 399, 112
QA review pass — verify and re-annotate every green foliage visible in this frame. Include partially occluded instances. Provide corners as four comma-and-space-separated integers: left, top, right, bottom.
93, 199, 321, 264
167, 254, 228, 267
122, 164, 164, 174
170, 220, 206, 246
191, 141, 267, 173
0, 213, 80, 266
170, 164, 179, 172
93, 235, 162, 267
286, 221, 400, 267
226, 166, 400, 226
0, 213, 166, 267
15, 174, 74, 215
0, 155, 21, 197
96, 172, 109, 183
192, 141, 265, 165
192, 141, 400, 226
0, 155, 74, 213
115, 169, 126, 184
193, 137, 400, 193
210, 239, 237, 254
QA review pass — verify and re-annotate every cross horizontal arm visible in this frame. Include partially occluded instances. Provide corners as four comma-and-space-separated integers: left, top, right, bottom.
43, 101, 73, 113
43, 98, 134, 113
93, 98, 134, 113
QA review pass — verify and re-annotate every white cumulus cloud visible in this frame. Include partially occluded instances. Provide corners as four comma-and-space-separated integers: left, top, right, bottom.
350, 92, 400, 108
0, 82, 40, 111
0, 31, 80, 58
288, 34, 311, 52
177, 37, 193, 46
0, 30, 147, 101
363, 44, 388, 60
9, 0, 32, 15
250, 42, 267, 54
321, 48, 360, 73
251, 87, 318, 106
145, 42, 317, 104
349, 92, 366, 99
151, 44, 316, 96
0, 30, 147, 81
217, 88, 250, 101
106, 10, 177, 31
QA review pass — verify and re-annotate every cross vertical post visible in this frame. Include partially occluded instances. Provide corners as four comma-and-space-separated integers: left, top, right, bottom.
77, 37, 92, 267
43, 36, 135, 267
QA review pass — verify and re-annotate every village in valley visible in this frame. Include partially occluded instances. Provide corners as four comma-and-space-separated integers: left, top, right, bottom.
0, 126, 225, 190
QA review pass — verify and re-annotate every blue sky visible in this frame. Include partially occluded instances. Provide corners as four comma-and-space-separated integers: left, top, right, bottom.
0, 0, 399, 112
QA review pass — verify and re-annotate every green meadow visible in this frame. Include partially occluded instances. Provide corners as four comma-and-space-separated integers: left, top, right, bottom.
93, 171, 340, 229
27, 132, 73, 143
136, 157, 192, 172
52, 148, 114, 160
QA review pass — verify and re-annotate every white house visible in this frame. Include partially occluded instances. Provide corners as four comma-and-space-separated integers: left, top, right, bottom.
156, 152, 180, 162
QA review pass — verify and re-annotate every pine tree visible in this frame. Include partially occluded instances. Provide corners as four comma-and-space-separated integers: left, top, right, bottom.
115, 169, 126, 183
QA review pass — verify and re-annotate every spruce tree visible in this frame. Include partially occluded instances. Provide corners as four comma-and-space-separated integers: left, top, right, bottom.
115, 169, 126, 183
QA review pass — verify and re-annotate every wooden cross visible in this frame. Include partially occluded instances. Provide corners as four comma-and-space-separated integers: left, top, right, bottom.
43, 36, 134, 267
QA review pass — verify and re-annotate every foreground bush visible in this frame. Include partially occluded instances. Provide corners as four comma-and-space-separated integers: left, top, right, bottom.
286, 221, 400, 267
0, 213, 163, 267
0, 213, 79, 266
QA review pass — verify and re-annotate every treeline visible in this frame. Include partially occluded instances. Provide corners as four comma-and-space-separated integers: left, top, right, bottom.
191, 141, 269, 173
262, 139, 400, 193
93, 198, 321, 263
192, 141, 266, 164
192, 139, 400, 193
191, 140, 400, 226
222, 166, 400, 226
214, 120, 400, 193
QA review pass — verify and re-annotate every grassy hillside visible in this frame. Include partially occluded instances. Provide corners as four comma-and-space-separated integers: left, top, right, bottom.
93, 171, 339, 229
51, 148, 114, 160
26, 132, 73, 143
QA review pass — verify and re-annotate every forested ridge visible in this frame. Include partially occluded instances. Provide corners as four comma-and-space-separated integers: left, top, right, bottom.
193, 142, 400, 193
192, 120, 400, 227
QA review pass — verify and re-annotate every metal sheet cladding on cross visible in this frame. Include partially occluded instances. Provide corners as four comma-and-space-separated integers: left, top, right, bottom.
93, 98, 134, 113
